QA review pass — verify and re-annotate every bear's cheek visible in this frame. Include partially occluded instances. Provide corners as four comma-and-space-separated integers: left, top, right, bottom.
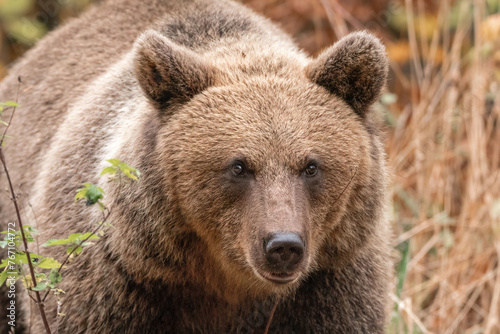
168, 166, 251, 251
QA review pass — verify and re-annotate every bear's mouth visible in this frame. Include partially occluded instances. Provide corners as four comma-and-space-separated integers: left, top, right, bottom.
257, 270, 299, 284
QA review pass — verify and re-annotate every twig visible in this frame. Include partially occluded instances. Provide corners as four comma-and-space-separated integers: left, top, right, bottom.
28, 292, 37, 303
28, 198, 41, 254
0, 78, 52, 333
331, 166, 358, 208
58, 209, 110, 271
263, 298, 279, 334
318, 0, 349, 39
0, 77, 21, 146
404, 0, 424, 87
484, 243, 500, 334
389, 293, 430, 333
42, 208, 111, 303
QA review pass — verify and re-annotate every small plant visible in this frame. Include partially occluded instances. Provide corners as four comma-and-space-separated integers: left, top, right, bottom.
0, 98, 139, 333
0, 155, 139, 333
100, 158, 140, 181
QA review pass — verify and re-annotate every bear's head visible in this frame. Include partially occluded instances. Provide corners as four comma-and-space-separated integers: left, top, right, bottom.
132, 30, 388, 297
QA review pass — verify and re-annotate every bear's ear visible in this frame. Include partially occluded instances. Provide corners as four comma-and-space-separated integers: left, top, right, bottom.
306, 31, 388, 117
133, 30, 217, 108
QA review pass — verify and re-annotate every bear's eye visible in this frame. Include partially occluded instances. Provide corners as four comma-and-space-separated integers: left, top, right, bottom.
304, 163, 318, 177
231, 161, 247, 176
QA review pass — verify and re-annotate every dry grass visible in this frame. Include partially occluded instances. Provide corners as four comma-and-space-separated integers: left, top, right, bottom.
246, 0, 500, 330
382, 1, 500, 333
248, 1, 500, 333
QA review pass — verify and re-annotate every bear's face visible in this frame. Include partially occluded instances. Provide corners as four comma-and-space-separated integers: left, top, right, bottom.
133, 30, 388, 295
160, 80, 369, 291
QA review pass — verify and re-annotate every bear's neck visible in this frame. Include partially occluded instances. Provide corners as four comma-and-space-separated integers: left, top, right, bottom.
113, 258, 275, 332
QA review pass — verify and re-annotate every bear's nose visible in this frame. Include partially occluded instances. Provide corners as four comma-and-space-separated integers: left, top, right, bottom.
264, 232, 304, 269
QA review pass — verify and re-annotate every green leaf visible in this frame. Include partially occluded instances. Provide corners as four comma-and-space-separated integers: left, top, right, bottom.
67, 246, 83, 255
43, 238, 72, 246
121, 168, 137, 180
5, 18, 47, 45
0, 258, 9, 269
32, 282, 47, 291
75, 183, 104, 206
35, 272, 46, 280
119, 162, 140, 180
0, 101, 18, 107
74, 183, 90, 202
37, 257, 62, 269
67, 232, 97, 243
102, 159, 140, 182
0, 252, 39, 268
66, 233, 82, 243
0, 226, 38, 248
43, 232, 99, 248
80, 232, 99, 241
86, 185, 104, 205
0, 270, 9, 286
0, 0, 33, 17
0, 269, 20, 287
48, 269, 62, 288
106, 159, 121, 167
24, 226, 39, 234
100, 166, 117, 176
44, 229, 97, 257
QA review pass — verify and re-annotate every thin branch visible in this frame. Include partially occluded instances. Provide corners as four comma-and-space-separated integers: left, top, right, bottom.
28, 292, 37, 303
0, 79, 52, 334
28, 198, 41, 254
59, 209, 111, 271
318, 0, 349, 39
42, 208, 111, 302
0, 76, 21, 146
263, 298, 279, 334
331, 166, 358, 208
405, 0, 424, 87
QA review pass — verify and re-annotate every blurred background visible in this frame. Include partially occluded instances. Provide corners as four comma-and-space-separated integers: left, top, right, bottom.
1, 0, 500, 333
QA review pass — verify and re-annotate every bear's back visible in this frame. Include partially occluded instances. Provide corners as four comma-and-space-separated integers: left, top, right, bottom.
0, 1, 166, 216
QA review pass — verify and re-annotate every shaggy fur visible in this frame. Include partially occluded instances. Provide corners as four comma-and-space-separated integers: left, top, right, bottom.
0, 0, 391, 333
306, 31, 389, 117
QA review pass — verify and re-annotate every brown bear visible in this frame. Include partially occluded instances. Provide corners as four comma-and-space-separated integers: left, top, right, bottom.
0, 0, 391, 333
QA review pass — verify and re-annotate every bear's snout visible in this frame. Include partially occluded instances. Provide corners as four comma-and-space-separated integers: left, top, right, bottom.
264, 232, 304, 268
252, 232, 306, 284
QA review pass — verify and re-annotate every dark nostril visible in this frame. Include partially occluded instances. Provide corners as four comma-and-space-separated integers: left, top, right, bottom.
264, 232, 304, 268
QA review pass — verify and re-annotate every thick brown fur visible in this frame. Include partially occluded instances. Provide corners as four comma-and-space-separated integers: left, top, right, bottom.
0, 0, 391, 333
